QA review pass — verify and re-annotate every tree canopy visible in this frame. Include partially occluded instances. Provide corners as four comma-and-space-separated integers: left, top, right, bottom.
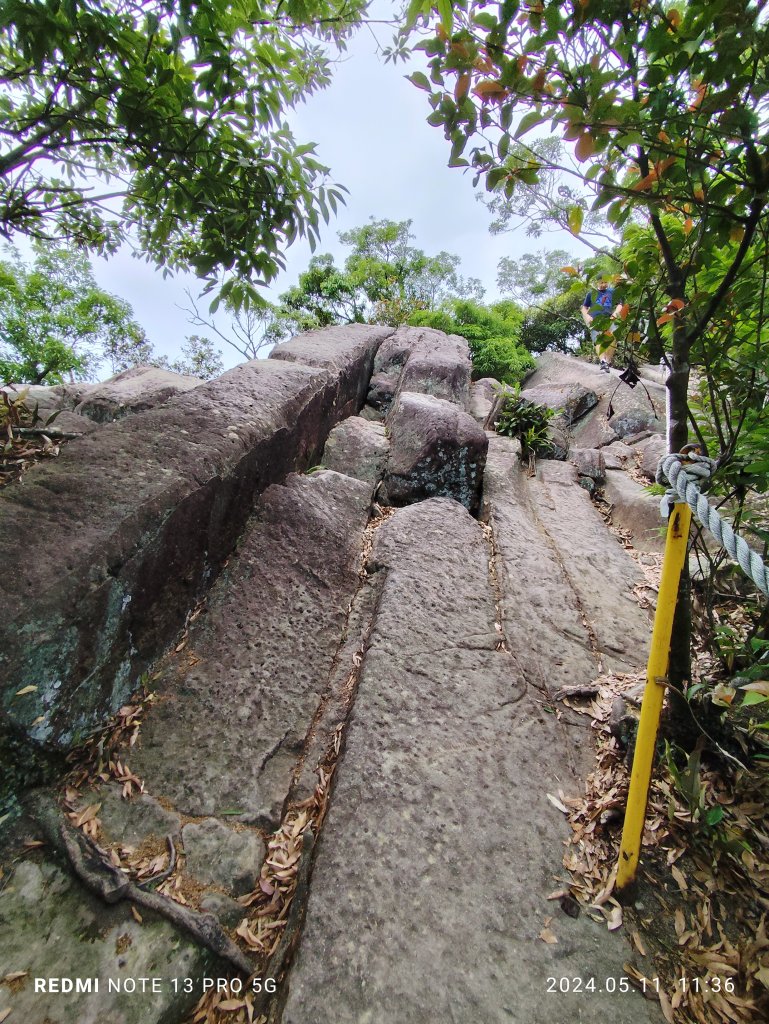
0, 241, 150, 383
0, 0, 366, 303
275, 217, 485, 330
394, 0, 769, 451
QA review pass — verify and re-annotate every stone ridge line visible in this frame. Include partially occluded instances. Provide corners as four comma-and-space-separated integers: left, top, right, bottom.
281, 497, 658, 1024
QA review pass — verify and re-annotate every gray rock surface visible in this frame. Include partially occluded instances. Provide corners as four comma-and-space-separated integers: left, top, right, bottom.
0, 858, 208, 1024
468, 377, 500, 424
608, 405, 662, 439
321, 416, 389, 487
369, 325, 472, 409
365, 371, 398, 416
521, 382, 598, 425
1, 335, 385, 809
483, 437, 600, 691
283, 499, 657, 1024
270, 322, 393, 418
571, 447, 607, 484
603, 469, 666, 552
529, 460, 652, 672
381, 391, 488, 514
130, 471, 372, 829
75, 366, 202, 423
523, 352, 666, 451
78, 785, 182, 845
602, 440, 635, 469
181, 818, 265, 895
639, 433, 667, 481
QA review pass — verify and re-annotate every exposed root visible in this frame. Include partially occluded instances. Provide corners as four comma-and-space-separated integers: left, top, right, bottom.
26, 791, 254, 976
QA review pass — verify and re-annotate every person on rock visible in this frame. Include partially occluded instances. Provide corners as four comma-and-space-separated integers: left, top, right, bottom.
581, 274, 622, 373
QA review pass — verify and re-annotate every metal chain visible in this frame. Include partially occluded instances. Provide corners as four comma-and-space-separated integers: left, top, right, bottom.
656, 452, 769, 598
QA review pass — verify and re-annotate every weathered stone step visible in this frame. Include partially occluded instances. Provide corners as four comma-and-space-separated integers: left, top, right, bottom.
485, 437, 651, 688
282, 498, 658, 1024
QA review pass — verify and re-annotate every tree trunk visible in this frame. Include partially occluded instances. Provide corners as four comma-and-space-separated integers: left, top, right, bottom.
665, 319, 693, 733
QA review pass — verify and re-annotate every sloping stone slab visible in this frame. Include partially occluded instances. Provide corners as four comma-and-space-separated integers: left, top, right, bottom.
270, 323, 392, 418
0, 341, 383, 807
484, 436, 599, 691
381, 392, 487, 514
604, 469, 667, 553
129, 471, 372, 829
0, 857, 209, 1024
520, 382, 598, 425
321, 416, 389, 487
530, 460, 652, 673
75, 366, 202, 423
370, 325, 472, 409
283, 499, 657, 1024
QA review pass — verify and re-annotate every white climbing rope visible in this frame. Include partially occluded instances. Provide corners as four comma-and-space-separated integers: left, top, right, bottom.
656, 451, 769, 598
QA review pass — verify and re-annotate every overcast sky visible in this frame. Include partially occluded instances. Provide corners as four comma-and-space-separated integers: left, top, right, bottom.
86, 4, 579, 371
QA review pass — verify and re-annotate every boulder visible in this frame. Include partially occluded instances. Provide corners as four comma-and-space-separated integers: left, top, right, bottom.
608, 404, 662, 439
602, 440, 635, 469
520, 382, 598, 425
381, 392, 488, 514
368, 326, 472, 409
603, 469, 666, 552
0, 330, 386, 813
75, 365, 202, 423
571, 447, 606, 485
468, 377, 502, 423
366, 371, 399, 416
322, 416, 389, 488
522, 351, 667, 451
639, 433, 667, 481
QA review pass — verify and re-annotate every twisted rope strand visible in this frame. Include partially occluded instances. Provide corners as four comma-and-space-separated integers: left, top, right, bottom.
656, 453, 769, 598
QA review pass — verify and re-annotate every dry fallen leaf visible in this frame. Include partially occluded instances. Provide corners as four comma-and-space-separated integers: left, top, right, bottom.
539, 927, 558, 944
1, 972, 27, 984
14, 685, 37, 697
547, 792, 569, 814
131, 906, 143, 924
671, 863, 688, 892
0, 1007, 11, 1023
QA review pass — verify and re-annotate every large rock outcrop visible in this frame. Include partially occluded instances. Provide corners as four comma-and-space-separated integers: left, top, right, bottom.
0, 326, 390, 812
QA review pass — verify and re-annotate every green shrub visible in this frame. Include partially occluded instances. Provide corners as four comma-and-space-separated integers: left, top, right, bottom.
493, 386, 554, 458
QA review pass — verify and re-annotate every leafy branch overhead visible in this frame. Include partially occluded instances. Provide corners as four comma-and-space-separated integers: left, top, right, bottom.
0, 0, 367, 301
394, 0, 769, 454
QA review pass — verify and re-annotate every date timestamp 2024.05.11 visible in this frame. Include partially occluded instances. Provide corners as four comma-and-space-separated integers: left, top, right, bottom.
546, 976, 736, 995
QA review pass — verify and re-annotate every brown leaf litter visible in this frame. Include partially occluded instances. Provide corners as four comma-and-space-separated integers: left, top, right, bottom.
557, 674, 769, 1024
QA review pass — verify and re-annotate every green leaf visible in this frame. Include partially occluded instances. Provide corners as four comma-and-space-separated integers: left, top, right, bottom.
705, 806, 725, 826
407, 71, 431, 92
515, 110, 544, 139
436, 0, 454, 35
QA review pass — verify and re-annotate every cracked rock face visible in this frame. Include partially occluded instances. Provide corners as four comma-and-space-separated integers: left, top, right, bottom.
381, 392, 488, 515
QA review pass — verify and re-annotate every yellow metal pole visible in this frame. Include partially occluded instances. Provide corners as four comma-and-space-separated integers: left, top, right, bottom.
615, 501, 692, 899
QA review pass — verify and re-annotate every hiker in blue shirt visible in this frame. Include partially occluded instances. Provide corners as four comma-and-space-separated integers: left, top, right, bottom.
581, 274, 622, 372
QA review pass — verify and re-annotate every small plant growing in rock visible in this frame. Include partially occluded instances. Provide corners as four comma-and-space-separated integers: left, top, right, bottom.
493, 386, 554, 465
